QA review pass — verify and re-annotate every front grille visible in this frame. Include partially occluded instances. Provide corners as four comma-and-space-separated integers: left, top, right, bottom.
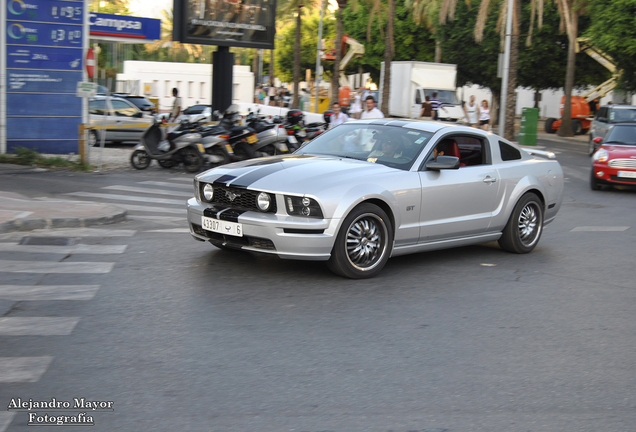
201, 183, 277, 213
610, 175, 636, 183
608, 159, 636, 169
191, 223, 276, 251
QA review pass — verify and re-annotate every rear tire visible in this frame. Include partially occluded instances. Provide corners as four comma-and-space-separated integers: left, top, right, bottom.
88, 130, 99, 147
544, 118, 557, 133
158, 159, 176, 169
572, 119, 582, 135
181, 147, 204, 173
130, 149, 151, 170
498, 193, 543, 254
233, 141, 256, 161
206, 146, 230, 168
327, 203, 393, 279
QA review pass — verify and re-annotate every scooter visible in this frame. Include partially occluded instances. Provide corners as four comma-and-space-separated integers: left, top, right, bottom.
130, 121, 205, 172
246, 110, 290, 156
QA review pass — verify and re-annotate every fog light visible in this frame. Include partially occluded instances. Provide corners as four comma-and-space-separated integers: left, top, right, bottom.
302, 197, 311, 207
257, 192, 271, 211
203, 184, 214, 201
596, 171, 604, 177
301, 207, 311, 216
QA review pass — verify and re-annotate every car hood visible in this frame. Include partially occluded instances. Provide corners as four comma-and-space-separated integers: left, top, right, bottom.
601, 144, 636, 157
197, 154, 399, 195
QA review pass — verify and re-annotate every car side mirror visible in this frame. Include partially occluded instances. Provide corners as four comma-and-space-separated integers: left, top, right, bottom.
133, 112, 143, 118
593, 137, 603, 144
425, 155, 460, 170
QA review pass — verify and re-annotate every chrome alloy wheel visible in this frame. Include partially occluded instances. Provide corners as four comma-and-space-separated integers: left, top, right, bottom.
518, 202, 542, 247
345, 213, 388, 271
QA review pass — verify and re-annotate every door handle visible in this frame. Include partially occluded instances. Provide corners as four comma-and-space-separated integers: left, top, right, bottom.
483, 176, 497, 184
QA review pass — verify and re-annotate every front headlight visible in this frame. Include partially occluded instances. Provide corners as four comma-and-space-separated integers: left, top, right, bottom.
256, 192, 272, 211
593, 149, 609, 163
203, 183, 214, 201
285, 196, 323, 218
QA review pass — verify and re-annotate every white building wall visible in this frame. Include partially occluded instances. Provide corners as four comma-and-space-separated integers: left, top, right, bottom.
116, 60, 255, 112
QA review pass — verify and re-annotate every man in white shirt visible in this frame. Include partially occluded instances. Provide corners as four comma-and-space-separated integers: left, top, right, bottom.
360, 96, 384, 119
169, 87, 181, 122
329, 102, 349, 129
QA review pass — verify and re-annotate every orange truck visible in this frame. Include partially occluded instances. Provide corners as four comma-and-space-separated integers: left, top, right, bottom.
544, 96, 593, 135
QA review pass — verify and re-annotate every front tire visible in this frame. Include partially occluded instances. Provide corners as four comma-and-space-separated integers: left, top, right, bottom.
88, 130, 99, 147
206, 146, 230, 168
158, 159, 176, 169
130, 149, 151, 170
327, 203, 393, 279
181, 147, 204, 173
590, 170, 602, 191
544, 118, 557, 133
498, 193, 543, 254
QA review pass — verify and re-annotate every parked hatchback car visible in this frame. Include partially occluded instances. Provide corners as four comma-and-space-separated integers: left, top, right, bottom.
88, 96, 153, 146
590, 123, 636, 190
112, 93, 157, 114
187, 120, 564, 279
589, 105, 636, 155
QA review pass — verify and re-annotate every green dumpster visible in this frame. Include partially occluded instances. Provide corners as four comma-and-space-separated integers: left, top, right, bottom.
518, 107, 539, 146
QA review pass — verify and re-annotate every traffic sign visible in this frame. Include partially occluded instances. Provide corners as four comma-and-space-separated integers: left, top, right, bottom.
76, 81, 98, 98
86, 48, 95, 78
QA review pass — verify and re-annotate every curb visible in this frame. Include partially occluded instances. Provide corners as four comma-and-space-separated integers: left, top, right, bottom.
0, 210, 127, 234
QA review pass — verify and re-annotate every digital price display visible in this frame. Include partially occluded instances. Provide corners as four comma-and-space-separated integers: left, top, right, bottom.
5, 0, 84, 154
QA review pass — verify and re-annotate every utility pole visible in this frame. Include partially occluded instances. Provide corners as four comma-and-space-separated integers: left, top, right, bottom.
499, 0, 514, 138
314, 0, 325, 113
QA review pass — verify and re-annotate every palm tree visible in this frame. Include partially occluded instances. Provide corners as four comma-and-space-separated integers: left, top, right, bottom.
364, 0, 396, 114
145, 9, 203, 62
406, 0, 443, 61
556, 0, 588, 137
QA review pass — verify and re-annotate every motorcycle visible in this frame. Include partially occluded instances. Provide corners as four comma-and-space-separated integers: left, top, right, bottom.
130, 120, 205, 173
245, 110, 290, 156
216, 106, 259, 161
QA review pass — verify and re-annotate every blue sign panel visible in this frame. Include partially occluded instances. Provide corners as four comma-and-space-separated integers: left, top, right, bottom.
5, 0, 83, 154
7, 0, 83, 23
89, 12, 160, 41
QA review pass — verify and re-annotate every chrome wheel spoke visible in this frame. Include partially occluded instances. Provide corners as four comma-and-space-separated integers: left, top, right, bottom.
345, 214, 387, 270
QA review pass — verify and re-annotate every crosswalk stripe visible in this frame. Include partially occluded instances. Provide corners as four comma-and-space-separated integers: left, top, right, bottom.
170, 177, 195, 182
15, 228, 137, 237
139, 181, 193, 189
0, 356, 54, 382
0, 260, 115, 274
0, 244, 127, 254
102, 185, 192, 197
0, 412, 16, 432
128, 215, 184, 222
66, 191, 186, 206
570, 226, 630, 232
0, 285, 100, 301
144, 228, 191, 233
0, 317, 80, 336
109, 203, 185, 214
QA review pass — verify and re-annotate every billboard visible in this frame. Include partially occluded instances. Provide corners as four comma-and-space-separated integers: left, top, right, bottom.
173, 0, 276, 49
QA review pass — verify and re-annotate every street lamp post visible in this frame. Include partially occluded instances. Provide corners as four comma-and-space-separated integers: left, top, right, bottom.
499, 0, 514, 138
314, 0, 325, 113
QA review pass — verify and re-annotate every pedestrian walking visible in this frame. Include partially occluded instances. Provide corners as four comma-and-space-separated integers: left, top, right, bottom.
169, 88, 181, 122
420, 95, 433, 120
464, 95, 480, 128
329, 102, 349, 129
479, 100, 491, 131
360, 96, 384, 119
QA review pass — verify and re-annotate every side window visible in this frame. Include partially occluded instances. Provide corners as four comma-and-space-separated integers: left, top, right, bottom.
455, 136, 486, 166
89, 100, 106, 115
597, 107, 607, 121
499, 141, 522, 161
415, 91, 422, 105
111, 100, 138, 117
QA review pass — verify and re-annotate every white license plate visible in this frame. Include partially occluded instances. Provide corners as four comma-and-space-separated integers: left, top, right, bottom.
201, 216, 243, 237
287, 135, 298, 144
617, 171, 636, 179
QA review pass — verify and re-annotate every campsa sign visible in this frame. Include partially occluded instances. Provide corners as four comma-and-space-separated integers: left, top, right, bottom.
89, 13, 160, 41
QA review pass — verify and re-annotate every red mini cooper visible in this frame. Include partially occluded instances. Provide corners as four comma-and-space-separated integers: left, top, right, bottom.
591, 123, 636, 190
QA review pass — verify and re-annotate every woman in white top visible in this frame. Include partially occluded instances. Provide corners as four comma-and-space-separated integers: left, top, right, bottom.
464, 95, 479, 127
349, 92, 362, 119
479, 100, 491, 131
329, 102, 349, 129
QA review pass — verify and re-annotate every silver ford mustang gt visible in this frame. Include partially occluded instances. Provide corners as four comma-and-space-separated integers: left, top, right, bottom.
187, 119, 564, 278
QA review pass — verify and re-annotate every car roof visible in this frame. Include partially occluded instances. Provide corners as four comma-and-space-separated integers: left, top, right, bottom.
604, 104, 636, 110
352, 118, 487, 135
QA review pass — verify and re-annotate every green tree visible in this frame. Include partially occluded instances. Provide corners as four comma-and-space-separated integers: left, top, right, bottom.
586, 0, 636, 92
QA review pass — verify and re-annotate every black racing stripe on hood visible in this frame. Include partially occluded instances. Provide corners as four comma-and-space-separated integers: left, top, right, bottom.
228, 163, 286, 188
214, 174, 237, 184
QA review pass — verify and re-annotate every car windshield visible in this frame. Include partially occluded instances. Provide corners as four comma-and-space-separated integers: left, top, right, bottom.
127, 98, 152, 108
610, 108, 636, 123
423, 89, 458, 105
604, 125, 636, 145
296, 124, 434, 170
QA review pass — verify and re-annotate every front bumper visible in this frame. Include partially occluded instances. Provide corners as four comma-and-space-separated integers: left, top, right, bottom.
592, 164, 636, 186
187, 197, 338, 261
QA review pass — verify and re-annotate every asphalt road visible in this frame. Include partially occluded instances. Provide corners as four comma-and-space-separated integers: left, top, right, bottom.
0, 137, 634, 431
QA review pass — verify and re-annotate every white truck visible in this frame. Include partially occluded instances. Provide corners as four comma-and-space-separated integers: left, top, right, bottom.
379, 61, 465, 122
